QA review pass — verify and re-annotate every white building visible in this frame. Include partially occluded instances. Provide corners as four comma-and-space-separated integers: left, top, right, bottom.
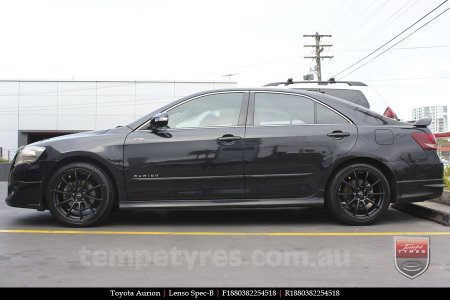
412, 105, 448, 133
0, 80, 236, 160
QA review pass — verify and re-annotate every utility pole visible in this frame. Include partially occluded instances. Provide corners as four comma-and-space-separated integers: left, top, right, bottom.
303, 32, 333, 81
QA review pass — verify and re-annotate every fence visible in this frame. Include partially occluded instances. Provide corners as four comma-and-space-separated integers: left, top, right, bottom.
0, 148, 17, 161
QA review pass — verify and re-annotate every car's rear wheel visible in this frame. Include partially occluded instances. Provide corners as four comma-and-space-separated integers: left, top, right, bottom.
327, 163, 390, 225
47, 162, 114, 227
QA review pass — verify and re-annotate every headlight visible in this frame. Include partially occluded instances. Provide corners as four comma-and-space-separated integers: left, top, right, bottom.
14, 146, 46, 166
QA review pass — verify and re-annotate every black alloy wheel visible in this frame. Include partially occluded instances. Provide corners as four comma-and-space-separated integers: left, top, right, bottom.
47, 163, 114, 227
327, 164, 390, 225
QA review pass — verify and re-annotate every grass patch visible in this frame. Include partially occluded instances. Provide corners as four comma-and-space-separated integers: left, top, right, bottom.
0, 158, 8, 163
445, 166, 450, 190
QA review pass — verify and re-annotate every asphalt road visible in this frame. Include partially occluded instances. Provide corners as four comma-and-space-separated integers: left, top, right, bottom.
0, 182, 449, 287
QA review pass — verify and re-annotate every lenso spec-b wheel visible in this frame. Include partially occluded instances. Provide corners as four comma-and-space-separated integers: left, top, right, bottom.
47, 162, 114, 227
327, 163, 390, 225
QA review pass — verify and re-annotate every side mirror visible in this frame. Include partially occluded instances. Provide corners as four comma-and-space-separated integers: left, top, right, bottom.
150, 112, 169, 128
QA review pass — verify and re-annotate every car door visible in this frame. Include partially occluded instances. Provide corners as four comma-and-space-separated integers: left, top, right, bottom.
124, 92, 248, 201
243, 91, 357, 199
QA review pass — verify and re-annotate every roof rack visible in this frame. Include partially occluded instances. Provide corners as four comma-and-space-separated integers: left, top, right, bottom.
264, 78, 367, 87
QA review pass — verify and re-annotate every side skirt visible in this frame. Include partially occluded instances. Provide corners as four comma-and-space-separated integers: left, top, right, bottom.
119, 197, 324, 210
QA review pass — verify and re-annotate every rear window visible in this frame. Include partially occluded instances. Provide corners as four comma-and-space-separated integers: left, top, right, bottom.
297, 88, 370, 109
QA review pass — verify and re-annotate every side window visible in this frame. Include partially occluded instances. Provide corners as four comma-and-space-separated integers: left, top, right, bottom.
316, 103, 349, 124
167, 93, 243, 129
254, 93, 314, 125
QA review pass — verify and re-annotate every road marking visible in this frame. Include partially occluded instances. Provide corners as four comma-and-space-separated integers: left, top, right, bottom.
0, 229, 450, 236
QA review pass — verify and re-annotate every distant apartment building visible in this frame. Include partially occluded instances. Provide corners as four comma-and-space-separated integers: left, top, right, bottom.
412, 105, 448, 133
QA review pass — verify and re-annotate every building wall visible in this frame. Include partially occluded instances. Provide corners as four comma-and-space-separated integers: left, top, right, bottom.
412, 105, 448, 133
0, 80, 236, 159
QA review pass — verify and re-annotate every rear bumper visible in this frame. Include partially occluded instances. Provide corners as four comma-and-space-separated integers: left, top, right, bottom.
396, 179, 444, 204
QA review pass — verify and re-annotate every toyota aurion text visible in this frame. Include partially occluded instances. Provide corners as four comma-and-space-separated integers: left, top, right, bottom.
6, 88, 444, 226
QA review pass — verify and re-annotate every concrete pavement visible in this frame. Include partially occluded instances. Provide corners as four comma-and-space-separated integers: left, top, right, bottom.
0, 182, 449, 287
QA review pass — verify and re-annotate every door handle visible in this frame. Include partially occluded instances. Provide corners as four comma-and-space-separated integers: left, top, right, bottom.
327, 131, 350, 139
217, 135, 242, 145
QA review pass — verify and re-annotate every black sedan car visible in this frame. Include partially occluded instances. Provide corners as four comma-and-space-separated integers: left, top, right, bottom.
6, 88, 444, 226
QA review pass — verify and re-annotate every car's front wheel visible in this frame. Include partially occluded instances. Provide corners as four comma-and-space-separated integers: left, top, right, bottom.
327, 163, 391, 225
46, 162, 114, 227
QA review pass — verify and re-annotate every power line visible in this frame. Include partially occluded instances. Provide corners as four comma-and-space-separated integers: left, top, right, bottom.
362, 76, 450, 81
367, 83, 450, 88
333, 0, 380, 40
0, 79, 237, 97
0, 95, 176, 113
339, 7, 450, 79
360, 0, 419, 41
347, 0, 390, 37
0, 81, 138, 97
318, 0, 360, 33
336, 44, 450, 52
332, 0, 448, 78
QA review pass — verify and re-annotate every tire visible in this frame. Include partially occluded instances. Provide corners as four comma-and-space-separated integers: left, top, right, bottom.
46, 162, 114, 227
327, 163, 390, 225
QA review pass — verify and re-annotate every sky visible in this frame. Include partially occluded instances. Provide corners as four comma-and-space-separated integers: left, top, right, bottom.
0, 0, 449, 120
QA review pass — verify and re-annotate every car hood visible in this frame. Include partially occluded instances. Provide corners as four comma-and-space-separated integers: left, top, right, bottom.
28, 126, 133, 148
28, 129, 109, 146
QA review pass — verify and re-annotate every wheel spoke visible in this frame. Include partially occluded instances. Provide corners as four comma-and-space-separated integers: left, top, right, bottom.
371, 179, 380, 187
342, 180, 356, 190
86, 195, 103, 202
83, 173, 91, 189
56, 198, 73, 207
353, 171, 359, 187
66, 203, 76, 217
74, 171, 78, 188
53, 190, 72, 196
86, 185, 102, 193
84, 200, 92, 210
362, 201, 370, 216
342, 198, 356, 209
363, 171, 369, 187
61, 177, 74, 189
79, 203, 83, 220
368, 192, 384, 195
338, 192, 353, 196
365, 198, 380, 208
353, 201, 359, 217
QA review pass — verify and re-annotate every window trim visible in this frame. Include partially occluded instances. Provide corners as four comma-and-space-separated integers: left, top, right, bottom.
137, 91, 249, 131
249, 91, 353, 126
315, 101, 350, 125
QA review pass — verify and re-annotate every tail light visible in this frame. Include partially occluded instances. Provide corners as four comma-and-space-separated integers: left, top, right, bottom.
411, 132, 438, 150
383, 106, 398, 119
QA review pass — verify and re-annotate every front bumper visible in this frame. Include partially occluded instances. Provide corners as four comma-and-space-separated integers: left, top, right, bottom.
396, 179, 444, 204
6, 180, 43, 209
5, 159, 54, 210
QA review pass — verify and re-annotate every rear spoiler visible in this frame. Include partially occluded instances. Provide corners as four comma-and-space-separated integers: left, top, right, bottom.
412, 118, 432, 128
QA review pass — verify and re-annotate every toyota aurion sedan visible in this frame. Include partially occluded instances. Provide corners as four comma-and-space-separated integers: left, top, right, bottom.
5, 88, 444, 226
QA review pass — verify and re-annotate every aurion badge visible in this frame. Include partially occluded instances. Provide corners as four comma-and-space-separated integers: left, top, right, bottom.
394, 237, 430, 279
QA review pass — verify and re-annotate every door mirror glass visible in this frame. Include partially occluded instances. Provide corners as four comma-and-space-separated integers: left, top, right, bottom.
151, 112, 169, 128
